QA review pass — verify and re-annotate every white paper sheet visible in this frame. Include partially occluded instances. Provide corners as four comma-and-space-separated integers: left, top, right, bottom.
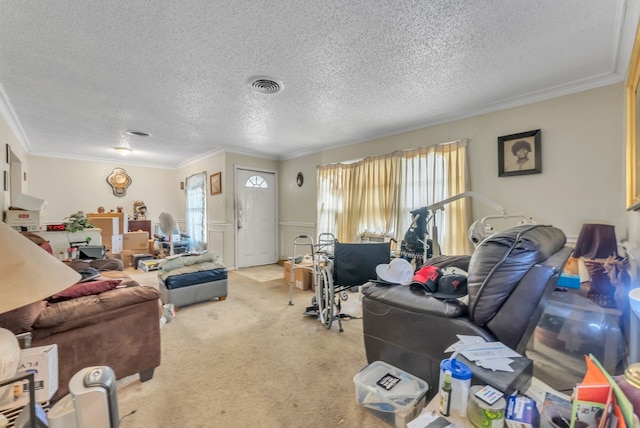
459, 341, 521, 361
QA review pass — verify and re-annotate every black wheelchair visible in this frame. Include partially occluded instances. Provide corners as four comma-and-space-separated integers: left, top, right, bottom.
289, 233, 390, 332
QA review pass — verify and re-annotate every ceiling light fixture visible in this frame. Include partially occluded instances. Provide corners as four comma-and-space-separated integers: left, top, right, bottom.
126, 130, 151, 137
114, 146, 132, 156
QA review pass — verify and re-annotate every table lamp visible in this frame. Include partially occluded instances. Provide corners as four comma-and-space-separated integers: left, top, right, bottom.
572, 223, 618, 259
572, 223, 620, 308
0, 222, 80, 406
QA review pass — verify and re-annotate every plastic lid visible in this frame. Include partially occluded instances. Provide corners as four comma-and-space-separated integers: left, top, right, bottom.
440, 358, 472, 380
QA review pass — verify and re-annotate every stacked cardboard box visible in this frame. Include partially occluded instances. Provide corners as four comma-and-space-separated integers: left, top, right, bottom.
283, 260, 314, 291
86, 216, 122, 255
87, 212, 127, 235
123, 231, 150, 251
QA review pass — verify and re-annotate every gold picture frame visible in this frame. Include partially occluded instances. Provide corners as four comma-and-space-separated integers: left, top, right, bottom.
627, 20, 640, 210
210, 172, 222, 195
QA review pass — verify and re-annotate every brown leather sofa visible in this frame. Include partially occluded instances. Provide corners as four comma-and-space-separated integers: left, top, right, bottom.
0, 256, 161, 402
361, 225, 572, 398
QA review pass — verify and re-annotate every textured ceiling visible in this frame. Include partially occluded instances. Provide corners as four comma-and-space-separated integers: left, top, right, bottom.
0, 1, 638, 168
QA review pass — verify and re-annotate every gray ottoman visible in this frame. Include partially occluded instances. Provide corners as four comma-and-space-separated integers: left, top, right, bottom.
158, 268, 228, 307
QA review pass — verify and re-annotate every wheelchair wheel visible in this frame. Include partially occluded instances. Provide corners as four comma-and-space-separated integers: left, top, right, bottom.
316, 267, 334, 329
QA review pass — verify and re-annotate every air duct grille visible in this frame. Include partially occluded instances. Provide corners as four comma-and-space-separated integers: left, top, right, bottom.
250, 78, 282, 94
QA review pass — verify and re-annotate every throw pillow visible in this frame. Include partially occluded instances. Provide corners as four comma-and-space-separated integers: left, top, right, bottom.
48, 279, 122, 303
0, 300, 46, 334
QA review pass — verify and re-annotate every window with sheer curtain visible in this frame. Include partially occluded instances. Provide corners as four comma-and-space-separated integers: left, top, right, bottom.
185, 171, 207, 251
317, 139, 470, 254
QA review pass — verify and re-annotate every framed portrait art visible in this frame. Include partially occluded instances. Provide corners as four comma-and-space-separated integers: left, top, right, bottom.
210, 172, 222, 195
497, 129, 541, 177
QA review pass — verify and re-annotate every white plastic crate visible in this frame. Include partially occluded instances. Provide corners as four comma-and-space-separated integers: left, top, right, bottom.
353, 361, 429, 427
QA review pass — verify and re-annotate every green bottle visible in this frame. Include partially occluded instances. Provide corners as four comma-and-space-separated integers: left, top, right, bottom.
439, 370, 452, 417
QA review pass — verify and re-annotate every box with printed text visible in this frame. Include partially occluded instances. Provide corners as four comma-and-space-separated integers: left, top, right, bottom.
4, 210, 43, 231
18, 344, 58, 403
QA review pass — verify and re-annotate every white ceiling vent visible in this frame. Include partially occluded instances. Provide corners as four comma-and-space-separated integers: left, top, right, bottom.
249, 77, 283, 94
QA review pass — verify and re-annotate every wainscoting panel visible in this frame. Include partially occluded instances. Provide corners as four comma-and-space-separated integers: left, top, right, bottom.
279, 221, 315, 260
208, 221, 235, 268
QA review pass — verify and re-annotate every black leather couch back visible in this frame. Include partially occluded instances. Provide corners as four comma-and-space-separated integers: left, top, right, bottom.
467, 224, 567, 326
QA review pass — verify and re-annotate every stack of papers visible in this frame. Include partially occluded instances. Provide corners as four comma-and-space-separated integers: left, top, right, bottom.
445, 335, 522, 372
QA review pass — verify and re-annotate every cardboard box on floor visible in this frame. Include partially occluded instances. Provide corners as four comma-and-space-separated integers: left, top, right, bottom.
283, 260, 313, 291
118, 249, 135, 267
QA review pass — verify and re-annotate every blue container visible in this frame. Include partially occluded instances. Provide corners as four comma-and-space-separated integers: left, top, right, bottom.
439, 358, 472, 416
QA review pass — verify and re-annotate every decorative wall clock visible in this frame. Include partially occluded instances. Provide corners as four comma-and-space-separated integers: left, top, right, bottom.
106, 168, 132, 196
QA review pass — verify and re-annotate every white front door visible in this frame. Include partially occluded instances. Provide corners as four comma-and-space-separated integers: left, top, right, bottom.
235, 168, 277, 268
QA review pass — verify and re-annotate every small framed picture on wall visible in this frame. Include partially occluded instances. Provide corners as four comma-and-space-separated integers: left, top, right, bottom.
210, 172, 222, 195
497, 129, 542, 177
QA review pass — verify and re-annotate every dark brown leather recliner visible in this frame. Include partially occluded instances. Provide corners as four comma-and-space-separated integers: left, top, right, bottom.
361, 224, 572, 398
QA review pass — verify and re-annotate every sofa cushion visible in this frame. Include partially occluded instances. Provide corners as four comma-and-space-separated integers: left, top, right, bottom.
467, 224, 566, 325
47, 279, 122, 303
34, 286, 161, 329
0, 300, 47, 334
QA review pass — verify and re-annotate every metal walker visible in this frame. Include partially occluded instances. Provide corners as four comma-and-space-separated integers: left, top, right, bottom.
288, 233, 348, 331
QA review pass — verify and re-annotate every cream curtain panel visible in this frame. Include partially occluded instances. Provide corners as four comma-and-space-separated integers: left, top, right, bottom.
185, 171, 207, 251
317, 139, 471, 254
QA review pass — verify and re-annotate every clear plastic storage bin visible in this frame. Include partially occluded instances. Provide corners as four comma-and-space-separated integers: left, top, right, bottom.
353, 361, 429, 427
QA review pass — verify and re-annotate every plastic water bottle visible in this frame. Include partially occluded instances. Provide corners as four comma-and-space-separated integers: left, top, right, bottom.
439, 369, 452, 416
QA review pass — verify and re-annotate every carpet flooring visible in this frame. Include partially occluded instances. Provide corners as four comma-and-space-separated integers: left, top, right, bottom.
116, 267, 386, 427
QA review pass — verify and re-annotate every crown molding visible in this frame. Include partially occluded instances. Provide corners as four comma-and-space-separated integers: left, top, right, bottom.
0, 82, 31, 152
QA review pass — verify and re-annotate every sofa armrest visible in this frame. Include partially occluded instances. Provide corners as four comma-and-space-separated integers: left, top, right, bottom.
361, 282, 466, 318
34, 286, 160, 330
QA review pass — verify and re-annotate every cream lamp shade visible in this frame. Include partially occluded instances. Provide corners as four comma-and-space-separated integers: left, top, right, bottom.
0, 221, 81, 314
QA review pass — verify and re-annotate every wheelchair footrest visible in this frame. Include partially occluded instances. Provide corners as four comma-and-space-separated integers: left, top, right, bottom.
303, 305, 318, 317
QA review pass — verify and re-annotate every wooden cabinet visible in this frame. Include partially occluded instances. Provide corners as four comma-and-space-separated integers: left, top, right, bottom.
128, 219, 152, 236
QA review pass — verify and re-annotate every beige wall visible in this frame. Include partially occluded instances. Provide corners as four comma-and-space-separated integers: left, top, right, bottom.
26, 156, 180, 226
3, 82, 634, 264
279, 83, 627, 246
